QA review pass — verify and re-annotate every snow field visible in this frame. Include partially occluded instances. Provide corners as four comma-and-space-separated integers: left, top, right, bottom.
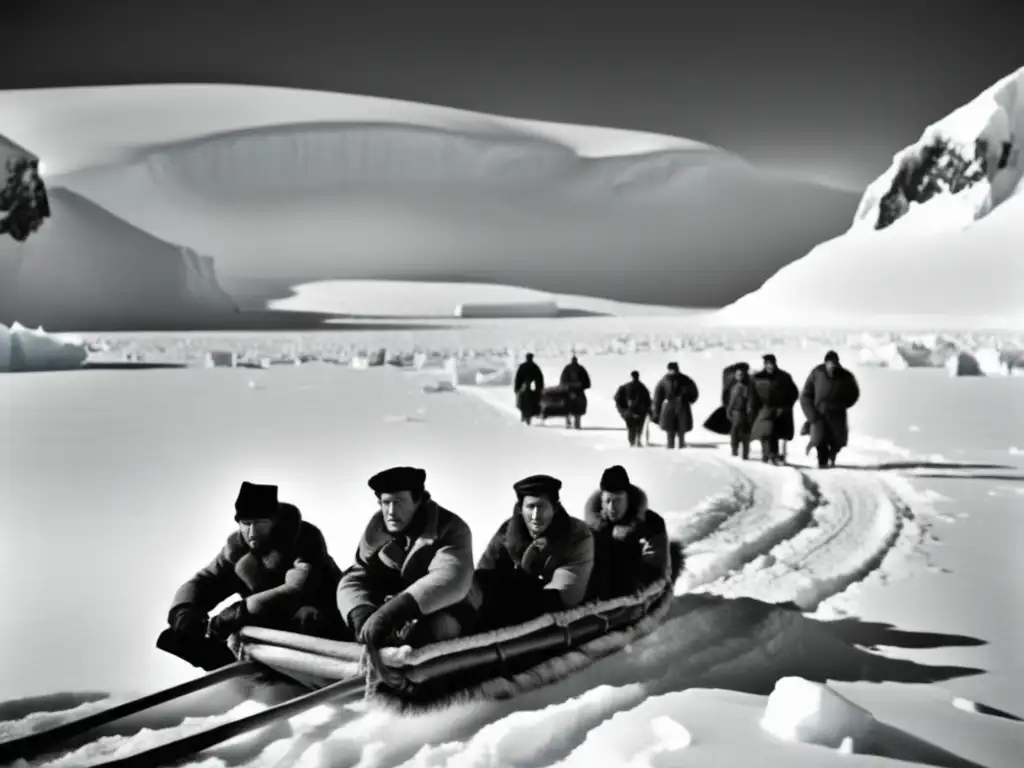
1, 339, 1019, 767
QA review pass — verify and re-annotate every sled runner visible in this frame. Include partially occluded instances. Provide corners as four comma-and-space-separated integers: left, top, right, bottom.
0, 566, 678, 767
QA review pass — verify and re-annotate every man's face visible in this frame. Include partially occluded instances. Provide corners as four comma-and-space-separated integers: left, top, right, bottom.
520, 494, 555, 537
825, 360, 837, 376
379, 490, 419, 533
237, 518, 275, 552
733, 368, 747, 382
600, 490, 630, 522
764, 361, 776, 374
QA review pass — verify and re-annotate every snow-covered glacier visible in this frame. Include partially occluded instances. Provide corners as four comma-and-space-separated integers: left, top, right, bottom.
717, 66, 1024, 329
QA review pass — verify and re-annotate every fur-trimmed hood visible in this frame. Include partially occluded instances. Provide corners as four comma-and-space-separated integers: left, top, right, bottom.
583, 484, 649, 534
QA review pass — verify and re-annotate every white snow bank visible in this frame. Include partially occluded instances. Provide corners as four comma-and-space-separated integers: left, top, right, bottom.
0, 84, 856, 309
0, 188, 237, 330
716, 67, 1024, 329
0, 322, 87, 372
266, 279, 695, 319
762, 678, 992, 768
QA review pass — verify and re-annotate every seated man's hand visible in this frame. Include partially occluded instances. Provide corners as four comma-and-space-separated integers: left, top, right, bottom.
359, 593, 421, 648
208, 600, 249, 641
168, 604, 208, 637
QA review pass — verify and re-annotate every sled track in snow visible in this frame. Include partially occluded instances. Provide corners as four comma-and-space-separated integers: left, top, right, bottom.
463, 385, 917, 613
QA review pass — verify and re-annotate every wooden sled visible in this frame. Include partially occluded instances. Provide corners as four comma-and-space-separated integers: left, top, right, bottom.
0, 575, 676, 766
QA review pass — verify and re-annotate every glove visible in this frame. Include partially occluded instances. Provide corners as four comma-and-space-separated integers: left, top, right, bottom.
208, 600, 248, 641
360, 592, 422, 648
346, 605, 376, 638
520, 539, 551, 577
168, 604, 208, 637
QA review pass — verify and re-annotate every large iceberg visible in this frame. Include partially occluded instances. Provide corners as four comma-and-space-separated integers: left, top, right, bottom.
0, 321, 88, 372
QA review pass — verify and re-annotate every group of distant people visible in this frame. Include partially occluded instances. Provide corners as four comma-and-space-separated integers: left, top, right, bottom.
513, 350, 861, 468
158, 466, 672, 672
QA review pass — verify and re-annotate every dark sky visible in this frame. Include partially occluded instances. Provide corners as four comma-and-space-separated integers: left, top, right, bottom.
3, 0, 1021, 188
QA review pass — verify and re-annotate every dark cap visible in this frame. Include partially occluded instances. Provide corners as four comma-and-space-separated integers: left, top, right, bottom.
667, 361, 679, 372
368, 466, 427, 495
513, 474, 562, 501
234, 481, 281, 521
824, 350, 840, 364
599, 465, 631, 493
762, 354, 776, 364
630, 369, 640, 379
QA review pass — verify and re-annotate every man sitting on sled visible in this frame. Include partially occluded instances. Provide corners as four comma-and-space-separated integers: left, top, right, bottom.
336, 466, 476, 648
158, 482, 344, 671
470, 474, 595, 630
582, 465, 672, 600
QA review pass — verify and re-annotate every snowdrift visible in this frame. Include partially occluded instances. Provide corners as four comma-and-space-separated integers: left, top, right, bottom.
0, 322, 87, 372
0, 84, 857, 309
0, 187, 238, 330
717, 66, 1024, 329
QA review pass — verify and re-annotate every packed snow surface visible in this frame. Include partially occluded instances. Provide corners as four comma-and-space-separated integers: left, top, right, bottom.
2, 335, 1021, 768
0, 84, 857, 309
718, 67, 1024, 329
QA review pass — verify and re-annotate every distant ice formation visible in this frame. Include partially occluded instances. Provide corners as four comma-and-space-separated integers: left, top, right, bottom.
0, 188, 238, 330
0, 321, 87, 372
0, 84, 857, 310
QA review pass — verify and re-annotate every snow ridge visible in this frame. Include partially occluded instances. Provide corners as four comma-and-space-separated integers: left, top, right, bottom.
853, 66, 1024, 234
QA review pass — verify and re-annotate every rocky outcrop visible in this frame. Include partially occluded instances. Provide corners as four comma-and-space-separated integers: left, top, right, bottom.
875, 135, 1012, 229
0, 134, 50, 242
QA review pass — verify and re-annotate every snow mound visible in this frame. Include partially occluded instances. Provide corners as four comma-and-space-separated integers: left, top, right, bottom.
761, 678, 993, 767
762, 677, 875, 748
0, 321, 87, 372
716, 67, 1024, 329
0, 187, 238, 331
0, 84, 857, 309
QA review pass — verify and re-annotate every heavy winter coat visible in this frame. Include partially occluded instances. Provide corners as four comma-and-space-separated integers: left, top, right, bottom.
559, 361, 592, 416
614, 379, 652, 421
582, 485, 671, 600
726, 379, 757, 435
514, 361, 544, 394
335, 495, 475, 620
799, 364, 861, 449
472, 504, 595, 613
750, 369, 800, 441
170, 503, 342, 621
652, 371, 699, 434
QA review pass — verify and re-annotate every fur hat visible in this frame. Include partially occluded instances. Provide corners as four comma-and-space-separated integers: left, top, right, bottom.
762, 354, 777, 365
513, 474, 562, 501
368, 466, 427, 495
824, 350, 840, 364
599, 465, 631, 493
234, 482, 281, 521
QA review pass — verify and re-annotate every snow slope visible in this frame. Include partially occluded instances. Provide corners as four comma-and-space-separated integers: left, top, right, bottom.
0, 84, 857, 309
717, 67, 1024, 329
1, 339, 1020, 767
0, 187, 238, 329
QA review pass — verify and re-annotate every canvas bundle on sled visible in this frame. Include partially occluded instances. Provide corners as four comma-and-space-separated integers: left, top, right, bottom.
237, 574, 674, 706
